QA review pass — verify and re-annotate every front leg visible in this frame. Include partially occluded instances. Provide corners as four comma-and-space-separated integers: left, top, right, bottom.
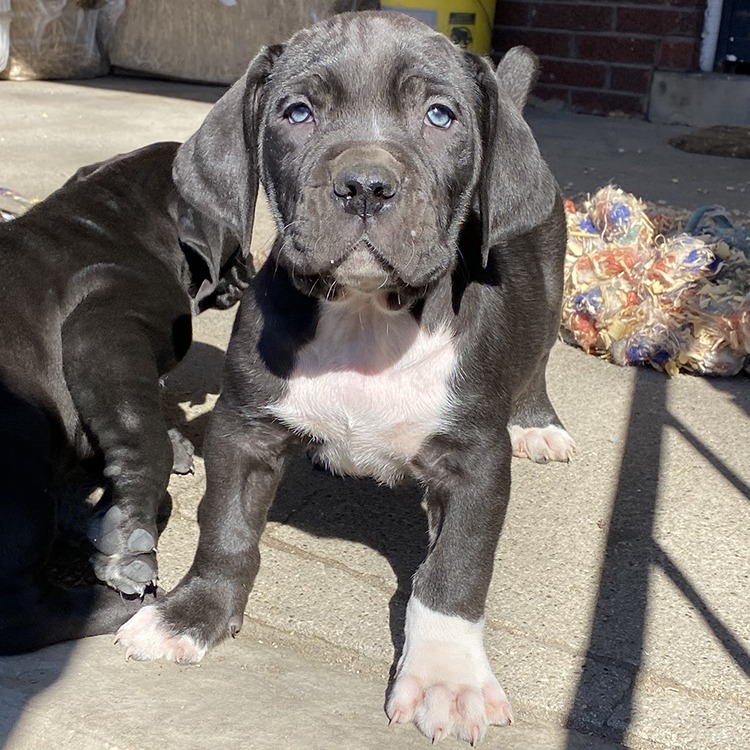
388, 432, 513, 744
115, 403, 290, 663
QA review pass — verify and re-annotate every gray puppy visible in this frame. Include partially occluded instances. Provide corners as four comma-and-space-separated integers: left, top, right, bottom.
116, 12, 575, 745
0, 142, 246, 654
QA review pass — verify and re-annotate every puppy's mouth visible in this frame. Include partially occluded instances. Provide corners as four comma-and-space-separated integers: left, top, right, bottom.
334, 240, 391, 293
289, 237, 428, 309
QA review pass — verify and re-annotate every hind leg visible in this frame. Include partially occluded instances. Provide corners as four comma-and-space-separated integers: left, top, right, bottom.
508, 356, 576, 464
61, 302, 184, 596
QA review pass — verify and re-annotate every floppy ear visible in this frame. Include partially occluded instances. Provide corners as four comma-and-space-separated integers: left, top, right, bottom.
469, 47, 558, 266
172, 45, 283, 304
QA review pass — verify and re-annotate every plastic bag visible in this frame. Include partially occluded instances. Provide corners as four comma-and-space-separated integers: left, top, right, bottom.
0, 0, 10, 73
1, 0, 124, 81
109, 0, 378, 86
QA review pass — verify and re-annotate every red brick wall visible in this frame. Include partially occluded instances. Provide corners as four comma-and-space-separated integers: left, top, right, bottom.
492, 1, 707, 116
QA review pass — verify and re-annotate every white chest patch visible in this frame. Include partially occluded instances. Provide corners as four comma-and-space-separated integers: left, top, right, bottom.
267, 293, 457, 485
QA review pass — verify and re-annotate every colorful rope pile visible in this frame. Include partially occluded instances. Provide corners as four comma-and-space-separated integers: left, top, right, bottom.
562, 186, 750, 377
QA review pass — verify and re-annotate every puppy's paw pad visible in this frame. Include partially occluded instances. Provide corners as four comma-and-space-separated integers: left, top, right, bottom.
91, 549, 157, 596
88, 505, 125, 555
115, 606, 207, 664
509, 424, 576, 463
88, 506, 156, 554
127, 528, 156, 553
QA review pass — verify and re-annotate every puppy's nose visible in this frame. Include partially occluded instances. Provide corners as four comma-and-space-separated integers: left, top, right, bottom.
333, 164, 399, 219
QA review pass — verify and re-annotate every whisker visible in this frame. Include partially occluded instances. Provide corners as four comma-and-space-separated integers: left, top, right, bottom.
405, 233, 419, 272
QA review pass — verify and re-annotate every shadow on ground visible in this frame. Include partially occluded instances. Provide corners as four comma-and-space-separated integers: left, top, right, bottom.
0, 642, 78, 748
162, 341, 226, 456
55, 75, 227, 104
269, 456, 429, 669
565, 368, 750, 746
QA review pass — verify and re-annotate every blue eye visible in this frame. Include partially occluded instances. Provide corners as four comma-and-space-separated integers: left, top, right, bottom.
424, 104, 455, 129
286, 103, 313, 124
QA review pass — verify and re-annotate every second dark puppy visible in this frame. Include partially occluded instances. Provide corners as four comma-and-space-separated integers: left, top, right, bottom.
0, 142, 248, 654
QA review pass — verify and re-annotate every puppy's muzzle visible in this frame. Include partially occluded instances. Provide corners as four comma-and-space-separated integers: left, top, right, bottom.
331, 146, 402, 220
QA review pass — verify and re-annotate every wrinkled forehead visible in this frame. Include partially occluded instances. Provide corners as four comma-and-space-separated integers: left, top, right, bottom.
264, 13, 477, 112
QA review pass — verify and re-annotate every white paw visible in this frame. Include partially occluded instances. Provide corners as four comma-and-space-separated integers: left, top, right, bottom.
387, 598, 512, 745
508, 424, 576, 463
115, 605, 207, 664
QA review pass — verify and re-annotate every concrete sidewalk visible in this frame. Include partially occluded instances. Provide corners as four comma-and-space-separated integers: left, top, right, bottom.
1, 76, 749, 750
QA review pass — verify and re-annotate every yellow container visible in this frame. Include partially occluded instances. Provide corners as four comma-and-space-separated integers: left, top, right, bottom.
380, 0, 496, 55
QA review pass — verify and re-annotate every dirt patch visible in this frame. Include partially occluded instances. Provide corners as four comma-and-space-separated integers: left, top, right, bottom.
669, 126, 750, 159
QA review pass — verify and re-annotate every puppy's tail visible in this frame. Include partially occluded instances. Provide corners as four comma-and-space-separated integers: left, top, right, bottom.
0, 583, 152, 655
